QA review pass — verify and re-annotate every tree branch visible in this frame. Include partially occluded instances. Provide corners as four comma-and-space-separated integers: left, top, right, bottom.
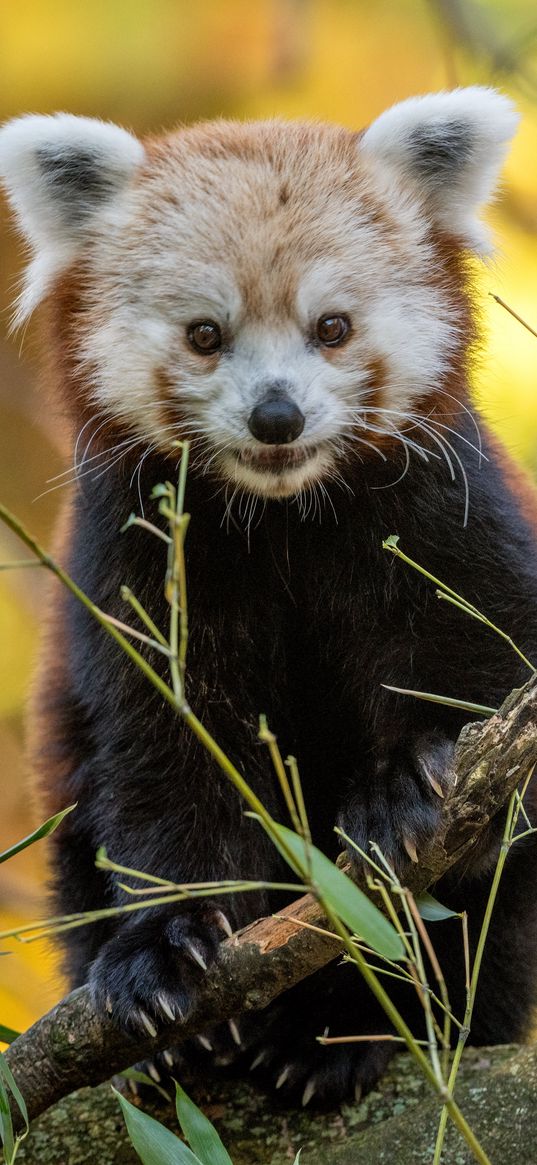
5, 674, 537, 1127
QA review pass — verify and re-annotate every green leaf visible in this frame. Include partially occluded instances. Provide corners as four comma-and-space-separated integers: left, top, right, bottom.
0, 1056, 28, 1131
0, 1051, 29, 1164
381, 685, 496, 718
175, 1083, 233, 1165
0, 805, 76, 865
115, 1089, 202, 1165
0, 1025, 20, 1045
293, 1153, 303, 1164
121, 1068, 172, 1104
0, 1074, 15, 1163
150, 484, 170, 499
416, 892, 458, 921
382, 534, 400, 550
267, 823, 404, 962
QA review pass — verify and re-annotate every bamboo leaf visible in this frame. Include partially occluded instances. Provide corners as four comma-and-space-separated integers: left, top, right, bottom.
175, 1083, 233, 1165
115, 1089, 202, 1165
0, 806, 76, 866
0, 1056, 28, 1129
382, 685, 496, 718
0, 1026, 20, 1046
0, 1074, 15, 1163
121, 1067, 172, 1104
416, 892, 458, 921
266, 822, 404, 961
0, 1051, 28, 1163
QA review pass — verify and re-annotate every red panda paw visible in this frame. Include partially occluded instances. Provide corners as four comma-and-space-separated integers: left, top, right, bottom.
339, 730, 456, 873
87, 901, 233, 1038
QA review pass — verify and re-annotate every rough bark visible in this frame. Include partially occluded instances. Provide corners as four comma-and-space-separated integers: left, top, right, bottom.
5, 673, 537, 1129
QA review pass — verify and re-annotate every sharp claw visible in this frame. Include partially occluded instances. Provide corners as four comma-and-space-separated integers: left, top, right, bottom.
197, 1034, 213, 1052
156, 993, 176, 1022
228, 1018, 242, 1047
276, 1065, 291, 1089
214, 909, 234, 938
403, 836, 419, 864
139, 1010, 158, 1038
128, 1079, 139, 1098
423, 763, 445, 798
250, 1050, 267, 1071
354, 1081, 363, 1104
105, 994, 113, 1015
302, 1077, 317, 1107
148, 1063, 161, 1083
163, 1050, 174, 1069
186, 941, 208, 971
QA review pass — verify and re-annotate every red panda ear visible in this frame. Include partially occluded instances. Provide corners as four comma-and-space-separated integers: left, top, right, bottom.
361, 87, 519, 253
0, 113, 144, 324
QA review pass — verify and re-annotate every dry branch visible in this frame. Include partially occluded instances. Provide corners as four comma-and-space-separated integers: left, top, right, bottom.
5, 673, 537, 1127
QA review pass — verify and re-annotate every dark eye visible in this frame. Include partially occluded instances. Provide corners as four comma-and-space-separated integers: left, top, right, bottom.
316, 314, 350, 347
187, 320, 222, 354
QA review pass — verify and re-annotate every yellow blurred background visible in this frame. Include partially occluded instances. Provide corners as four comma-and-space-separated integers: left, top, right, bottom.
1, 0, 537, 1041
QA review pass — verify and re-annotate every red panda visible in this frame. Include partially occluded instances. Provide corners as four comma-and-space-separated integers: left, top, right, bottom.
1, 88, 537, 1107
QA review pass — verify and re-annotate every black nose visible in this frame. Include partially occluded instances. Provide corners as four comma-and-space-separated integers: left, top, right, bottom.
248, 395, 305, 445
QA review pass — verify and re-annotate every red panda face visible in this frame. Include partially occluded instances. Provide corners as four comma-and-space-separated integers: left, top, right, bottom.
0, 91, 519, 502
77, 121, 466, 500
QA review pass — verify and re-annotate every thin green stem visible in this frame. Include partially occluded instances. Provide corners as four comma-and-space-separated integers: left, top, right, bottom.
99, 612, 172, 656
398, 889, 444, 1086
175, 443, 190, 687
0, 504, 178, 710
437, 593, 535, 671
120, 586, 170, 648
166, 478, 182, 703
122, 515, 171, 544
0, 560, 43, 571
382, 537, 483, 611
432, 790, 519, 1165
511, 827, 537, 843
0, 881, 306, 943
372, 880, 415, 962
287, 755, 312, 845
335, 828, 394, 883
383, 536, 535, 672
319, 1034, 431, 1046
259, 717, 302, 835
405, 891, 452, 1073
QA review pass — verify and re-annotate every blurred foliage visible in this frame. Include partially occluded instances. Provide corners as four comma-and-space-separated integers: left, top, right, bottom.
1, 0, 537, 1038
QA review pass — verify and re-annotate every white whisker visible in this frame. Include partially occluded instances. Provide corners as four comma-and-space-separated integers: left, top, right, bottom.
318, 479, 338, 523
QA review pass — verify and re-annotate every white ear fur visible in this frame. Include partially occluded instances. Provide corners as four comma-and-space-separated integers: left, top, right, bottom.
361, 87, 519, 252
0, 113, 145, 321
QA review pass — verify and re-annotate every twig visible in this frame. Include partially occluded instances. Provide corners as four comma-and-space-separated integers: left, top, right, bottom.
490, 293, 537, 341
